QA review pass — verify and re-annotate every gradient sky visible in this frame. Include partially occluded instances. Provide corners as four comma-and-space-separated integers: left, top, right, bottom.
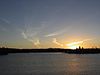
0, 0, 100, 48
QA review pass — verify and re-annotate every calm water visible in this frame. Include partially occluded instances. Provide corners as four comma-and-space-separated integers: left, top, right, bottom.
0, 53, 100, 75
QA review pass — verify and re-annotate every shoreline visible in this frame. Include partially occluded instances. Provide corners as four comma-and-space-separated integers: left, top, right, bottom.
0, 48, 100, 55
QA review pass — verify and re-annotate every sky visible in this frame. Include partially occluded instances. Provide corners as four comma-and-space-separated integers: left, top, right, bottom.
0, 0, 100, 49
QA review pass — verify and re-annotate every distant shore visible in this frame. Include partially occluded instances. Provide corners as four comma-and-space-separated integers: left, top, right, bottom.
0, 48, 100, 55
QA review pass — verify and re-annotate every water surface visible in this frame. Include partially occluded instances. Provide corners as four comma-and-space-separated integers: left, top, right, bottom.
0, 53, 100, 75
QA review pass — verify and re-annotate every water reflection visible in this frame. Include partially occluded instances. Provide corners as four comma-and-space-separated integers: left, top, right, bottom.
64, 54, 100, 75
0, 53, 100, 75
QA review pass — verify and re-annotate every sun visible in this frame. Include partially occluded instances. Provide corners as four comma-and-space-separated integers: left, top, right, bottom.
66, 41, 81, 49
68, 45, 79, 49
65, 39, 91, 49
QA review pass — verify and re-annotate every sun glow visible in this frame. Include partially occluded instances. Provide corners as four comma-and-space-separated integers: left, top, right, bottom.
66, 39, 91, 49
68, 45, 79, 49
66, 41, 83, 49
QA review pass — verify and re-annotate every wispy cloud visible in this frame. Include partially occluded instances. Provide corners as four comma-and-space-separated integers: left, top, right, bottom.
20, 23, 47, 46
21, 31, 40, 47
0, 18, 11, 32
45, 29, 66, 37
33, 38, 40, 46
67, 39, 91, 46
44, 26, 71, 37
21, 32, 34, 42
0, 17, 18, 32
52, 38, 63, 47
0, 18, 10, 24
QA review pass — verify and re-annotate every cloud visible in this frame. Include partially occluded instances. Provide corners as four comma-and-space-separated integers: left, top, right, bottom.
0, 18, 10, 24
0, 17, 19, 32
20, 23, 47, 47
20, 23, 48, 46
44, 26, 72, 37
67, 41, 83, 46
67, 39, 91, 46
52, 38, 63, 47
21, 32, 34, 42
33, 38, 40, 46
23, 23, 46, 37
0, 18, 11, 32
21, 31, 40, 47
45, 29, 66, 37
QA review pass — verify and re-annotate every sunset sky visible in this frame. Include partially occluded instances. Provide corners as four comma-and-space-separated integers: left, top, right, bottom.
0, 0, 100, 49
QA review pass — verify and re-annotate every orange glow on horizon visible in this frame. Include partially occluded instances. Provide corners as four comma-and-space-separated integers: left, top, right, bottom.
65, 39, 92, 49
68, 45, 79, 49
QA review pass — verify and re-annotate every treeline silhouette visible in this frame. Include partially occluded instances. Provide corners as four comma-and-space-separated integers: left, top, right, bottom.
0, 47, 100, 55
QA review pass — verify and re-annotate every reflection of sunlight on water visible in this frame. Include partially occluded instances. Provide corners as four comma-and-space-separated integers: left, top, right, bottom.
66, 55, 81, 72
67, 62, 80, 71
0, 53, 100, 75
64, 54, 90, 75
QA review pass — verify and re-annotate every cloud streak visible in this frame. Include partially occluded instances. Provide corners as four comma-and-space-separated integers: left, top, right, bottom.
45, 26, 72, 37
67, 39, 91, 46
45, 29, 66, 37
34, 38, 40, 46
0, 18, 11, 32
21, 32, 40, 47
20, 23, 47, 47
52, 38, 63, 47
0, 18, 10, 25
21, 32, 34, 42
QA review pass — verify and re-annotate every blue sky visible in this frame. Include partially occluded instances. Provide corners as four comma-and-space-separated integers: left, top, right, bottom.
0, 0, 100, 48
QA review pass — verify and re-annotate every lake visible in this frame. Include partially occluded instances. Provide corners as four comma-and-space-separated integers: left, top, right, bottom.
0, 53, 100, 75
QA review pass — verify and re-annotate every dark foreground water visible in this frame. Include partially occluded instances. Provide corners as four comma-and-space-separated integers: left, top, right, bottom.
0, 53, 100, 75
